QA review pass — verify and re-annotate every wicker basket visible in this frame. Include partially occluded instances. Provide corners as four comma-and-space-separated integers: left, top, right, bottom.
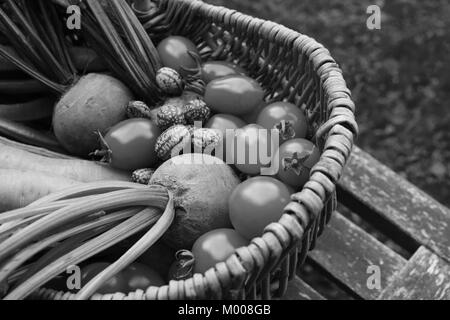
35, 0, 358, 300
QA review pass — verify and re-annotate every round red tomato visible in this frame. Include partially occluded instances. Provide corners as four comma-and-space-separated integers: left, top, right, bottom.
229, 177, 291, 240
206, 114, 247, 134
232, 124, 274, 175
122, 263, 165, 291
257, 102, 307, 142
205, 75, 264, 116
81, 263, 128, 294
192, 229, 249, 274
201, 61, 245, 84
273, 138, 320, 188
157, 36, 199, 77
206, 114, 247, 161
101, 118, 161, 171
242, 101, 268, 124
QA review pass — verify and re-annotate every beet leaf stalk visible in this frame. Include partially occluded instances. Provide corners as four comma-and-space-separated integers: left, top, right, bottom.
0, 182, 174, 299
72, 0, 164, 105
0, 0, 75, 92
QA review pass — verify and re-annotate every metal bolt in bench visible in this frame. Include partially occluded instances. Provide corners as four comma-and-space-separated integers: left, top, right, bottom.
284, 145, 450, 300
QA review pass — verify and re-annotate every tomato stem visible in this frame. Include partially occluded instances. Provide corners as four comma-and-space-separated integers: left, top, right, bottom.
182, 51, 206, 95
169, 250, 195, 281
89, 131, 113, 163
282, 151, 312, 175
275, 120, 296, 141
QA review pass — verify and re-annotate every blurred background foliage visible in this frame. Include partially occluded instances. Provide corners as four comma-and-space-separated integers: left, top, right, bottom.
206, 0, 450, 207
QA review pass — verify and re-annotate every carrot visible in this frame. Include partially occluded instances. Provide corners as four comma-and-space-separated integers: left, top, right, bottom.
0, 136, 74, 160
0, 169, 80, 212
0, 118, 64, 153
0, 97, 55, 121
0, 140, 131, 183
0, 79, 50, 95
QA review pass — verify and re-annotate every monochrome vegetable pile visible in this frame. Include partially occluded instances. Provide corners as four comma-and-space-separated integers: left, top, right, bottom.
0, 0, 322, 300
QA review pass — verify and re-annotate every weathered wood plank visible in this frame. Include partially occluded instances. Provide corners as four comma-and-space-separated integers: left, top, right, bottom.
308, 211, 407, 299
338, 146, 450, 262
378, 246, 450, 300
283, 276, 325, 300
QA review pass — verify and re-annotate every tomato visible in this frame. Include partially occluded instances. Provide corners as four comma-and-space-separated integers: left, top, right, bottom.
242, 101, 268, 124
273, 138, 320, 188
122, 263, 165, 291
285, 184, 297, 195
81, 263, 128, 294
157, 36, 199, 76
101, 118, 161, 171
165, 90, 202, 109
136, 242, 175, 279
206, 114, 247, 134
229, 177, 291, 240
232, 124, 274, 175
256, 102, 307, 142
192, 229, 249, 274
201, 61, 245, 84
205, 75, 264, 116
80, 262, 165, 294
206, 114, 247, 161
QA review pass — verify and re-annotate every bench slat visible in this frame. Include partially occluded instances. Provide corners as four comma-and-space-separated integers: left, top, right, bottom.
283, 276, 325, 300
378, 246, 450, 300
338, 146, 450, 261
308, 211, 407, 299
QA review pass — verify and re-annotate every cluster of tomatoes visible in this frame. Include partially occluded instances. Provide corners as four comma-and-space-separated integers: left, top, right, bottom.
79, 35, 320, 292
155, 37, 320, 275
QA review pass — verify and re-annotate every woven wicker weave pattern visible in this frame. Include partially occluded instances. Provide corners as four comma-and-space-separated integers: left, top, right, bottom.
34, 0, 358, 300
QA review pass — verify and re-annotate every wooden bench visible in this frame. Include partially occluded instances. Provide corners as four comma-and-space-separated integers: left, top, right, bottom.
284, 146, 450, 300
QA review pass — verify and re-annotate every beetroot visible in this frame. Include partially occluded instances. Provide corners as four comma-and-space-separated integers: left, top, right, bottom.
150, 154, 240, 249
53, 74, 133, 157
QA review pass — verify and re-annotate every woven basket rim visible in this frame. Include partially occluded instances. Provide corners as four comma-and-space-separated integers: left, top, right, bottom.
37, 0, 358, 300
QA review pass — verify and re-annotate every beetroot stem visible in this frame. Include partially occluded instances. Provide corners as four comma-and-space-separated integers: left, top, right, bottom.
0, 188, 167, 261
4, 208, 161, 300
0, 209, 131, 287
0, 194, 103, 225
16, 208, 139, 287
31, 181, 149, 206
76, 191, 174, 299
0, 213, 48, 241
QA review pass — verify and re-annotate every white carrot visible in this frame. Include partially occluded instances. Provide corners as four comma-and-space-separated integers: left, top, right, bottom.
0, 142, 130, 183
0, 169, 81, 213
